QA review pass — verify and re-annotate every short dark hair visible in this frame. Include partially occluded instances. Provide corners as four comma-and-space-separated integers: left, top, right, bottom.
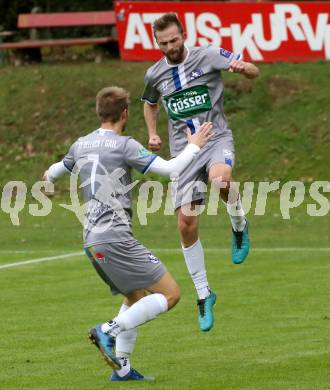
153, 13, 183, 37
96, 86, 129, 123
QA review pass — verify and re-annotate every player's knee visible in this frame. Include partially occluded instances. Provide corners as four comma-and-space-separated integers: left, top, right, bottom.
166, 285, 181, 310
178, 217, 198, 236
125, 290, 146, 305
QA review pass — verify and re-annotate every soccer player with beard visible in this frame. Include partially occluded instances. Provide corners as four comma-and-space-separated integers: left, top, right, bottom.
142, 13, 259, 332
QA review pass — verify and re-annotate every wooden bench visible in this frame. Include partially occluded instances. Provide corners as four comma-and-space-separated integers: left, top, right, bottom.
0, 11, 117, 57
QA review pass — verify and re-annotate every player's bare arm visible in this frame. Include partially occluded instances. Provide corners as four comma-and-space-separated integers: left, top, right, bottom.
229, 60, 259, 79
144, 102, 162, 151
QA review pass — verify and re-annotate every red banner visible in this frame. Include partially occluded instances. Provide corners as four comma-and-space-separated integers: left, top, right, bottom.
114, 1, 330, 62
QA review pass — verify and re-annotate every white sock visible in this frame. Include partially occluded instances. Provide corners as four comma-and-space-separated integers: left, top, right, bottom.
101, 320, 122, 336
113, 294, 168, 330
115, 357, 131, 377
182, 239, 210, 300
225, 196, 246, 232
115, 304, 138, 357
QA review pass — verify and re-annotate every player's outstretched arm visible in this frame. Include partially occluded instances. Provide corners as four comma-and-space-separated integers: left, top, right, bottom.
144, 102, 162, 151
43, 160, 70, 182
146, 122, 213, 177
229, 60, 259, 79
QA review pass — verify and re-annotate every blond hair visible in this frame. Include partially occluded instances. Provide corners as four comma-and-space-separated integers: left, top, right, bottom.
96, 86, 130, 123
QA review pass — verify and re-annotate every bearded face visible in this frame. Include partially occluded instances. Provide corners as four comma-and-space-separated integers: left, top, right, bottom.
155, 24, 186, 65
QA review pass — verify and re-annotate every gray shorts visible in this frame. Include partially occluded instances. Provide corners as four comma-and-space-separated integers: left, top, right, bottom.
84, 240, 167, 296
172, 135, 235, 209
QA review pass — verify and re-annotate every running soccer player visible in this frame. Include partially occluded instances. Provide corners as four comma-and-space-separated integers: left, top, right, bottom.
43, 86, 213, 382
142, 13, 259, 332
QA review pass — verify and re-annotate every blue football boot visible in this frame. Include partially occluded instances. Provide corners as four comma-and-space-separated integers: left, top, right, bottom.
110, 368, 155, 381
197, 291, 217, 332
232, 220, 250, 265
88, 325, 121, 370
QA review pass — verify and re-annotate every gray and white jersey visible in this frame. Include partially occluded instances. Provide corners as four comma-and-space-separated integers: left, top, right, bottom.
142, 46, 240, 157
63, 128, 157, 246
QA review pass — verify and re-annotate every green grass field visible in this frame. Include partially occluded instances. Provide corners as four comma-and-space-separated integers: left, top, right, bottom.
1, 193, 329, 390
1, 59, 329, 389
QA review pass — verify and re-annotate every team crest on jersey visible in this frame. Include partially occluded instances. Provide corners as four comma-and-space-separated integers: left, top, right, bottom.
190, 68, 204, 81
220, 48, 232, 58
138, 146, 153, 159
148, 254, 159, 264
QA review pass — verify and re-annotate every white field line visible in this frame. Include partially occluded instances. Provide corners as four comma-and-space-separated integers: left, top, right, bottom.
0, 247, 329, 271
0, 252, 84, 270
0, 250, 80, 254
